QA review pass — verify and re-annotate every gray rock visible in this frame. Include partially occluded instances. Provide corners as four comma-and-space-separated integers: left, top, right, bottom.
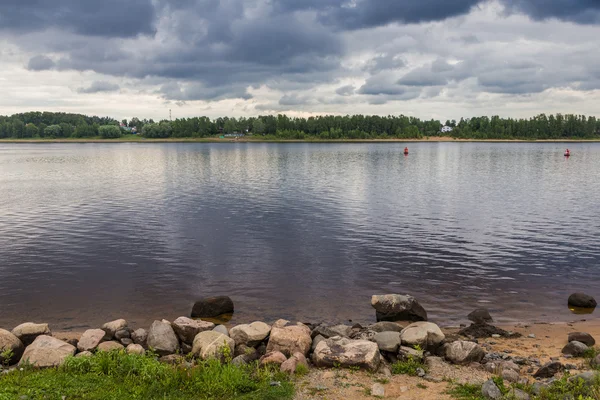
19, 335, 75, 367
311, 335, 325, 352
76, 351, 93, 358
192, 331, 235, 360
369, 322, 403, 333
467, 308, 493, 325
312, 336, 380, 371
371, 294, 427, 322
232, 354, 250, 366
11, 323, 51, 346
131, 329, 147, 347
561, 341, 588, 357
126, 344, 145, 355
120, 338, 133, 346
159, 354, 184, 365
533, 361, 564, 378
399, 346, 424, 361
374, 331, 401, 353
181, 343, 192, 355
444, 340, 485, 365
312, 324, 352, 339
101, 319, 128, 340
371, 383, 385, 397
97, 341, 124, 352
569, 371, 599, 385
511, 388, 530, 400
0, 329, 24, 365
147, 320, 180, 356
212, 325, 229, 337
172, 316, 215, 344
77, 329, 105, 352
568, 293, 597, 308
114, 329, 131, 341
191, 296, 234, 318
527, 333, 536, 339
266, 324, 312, 357
400, 321, 445, 350
568, 332, 595, 347
501, 368, 520, 383
481, 379, 502, 399
591, 354, 600, 367
230, 321, 271, 347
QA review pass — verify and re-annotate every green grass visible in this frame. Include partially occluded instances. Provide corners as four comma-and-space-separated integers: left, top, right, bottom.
447, 383, 486, 400
0, 350, 294, 400
390, 356, 427, 376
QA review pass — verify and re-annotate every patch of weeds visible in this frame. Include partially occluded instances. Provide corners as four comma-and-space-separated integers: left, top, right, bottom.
0, 349, 14, 367
416, 383, 428, 389
446, 382, 485, 400
307, 386, 328, 395
349, 365, 361, 373
374, 378, 389, 384
492, 376, 509, 395
391, 356, 427, 376
295, 363, 309, 376
537, 374, 600, 400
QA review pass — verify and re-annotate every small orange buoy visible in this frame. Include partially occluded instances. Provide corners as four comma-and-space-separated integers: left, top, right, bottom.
564, 149, 571, 157
404, 147, 409, 155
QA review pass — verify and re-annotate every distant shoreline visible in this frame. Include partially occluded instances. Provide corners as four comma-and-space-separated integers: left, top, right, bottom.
1, 137, 600, 144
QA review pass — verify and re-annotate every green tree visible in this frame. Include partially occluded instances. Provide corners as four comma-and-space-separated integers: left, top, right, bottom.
44, 125, 62, 138
98, 125, 121, 139
24, 123, 39, 138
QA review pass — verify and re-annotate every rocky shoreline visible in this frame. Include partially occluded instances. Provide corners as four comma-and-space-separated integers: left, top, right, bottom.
1, 293, 598, 399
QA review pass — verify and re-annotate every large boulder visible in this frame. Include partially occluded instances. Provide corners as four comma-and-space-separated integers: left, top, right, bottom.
561, 341, 588, 357
172, 317, 215, 344
312, 336, 380, 371
482, 379, 502, 399
568, 332, 595, 347
213, 325, 229, 337
147, 320, 179, 356
102, 319, 128, 340
533, 362, 564, 378
312, 324, 352, 339
230, 321, 271, 347
192, 331, 235, 360
266, 324, 312, 357
97, 341, 124, 352
568, 293, 597, 308
369, 322, 403, 333
191, 296, 234, 318
260, 351, 287, 366
444, 340, 485, 365
0, 329, 24, 365
467, 309, 493, 325
400, 322, 445, 350
374, 332, 401, 353
131, 329, 148, 347
371, 294, 427, 322
77, 329, 106, 352
126, 344, 145, 355
280, 352, 308, 374
11, 323, 51, 346
19, 335, 75, 368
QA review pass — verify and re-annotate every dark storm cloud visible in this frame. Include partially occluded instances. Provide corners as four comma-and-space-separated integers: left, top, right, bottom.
0, 0, 156, 37
27, 55, 55, 71
77, 81, 120, 94
502, 0, 600, 24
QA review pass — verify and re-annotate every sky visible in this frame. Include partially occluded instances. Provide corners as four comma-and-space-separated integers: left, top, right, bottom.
1, 0, 600, 122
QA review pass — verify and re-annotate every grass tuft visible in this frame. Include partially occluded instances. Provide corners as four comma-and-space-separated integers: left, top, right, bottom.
390, 356, 427, 376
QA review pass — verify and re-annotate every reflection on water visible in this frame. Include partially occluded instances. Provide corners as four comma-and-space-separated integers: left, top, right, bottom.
0, 142, 599, 330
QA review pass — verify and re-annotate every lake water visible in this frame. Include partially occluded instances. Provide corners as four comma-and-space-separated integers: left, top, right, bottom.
0, 142, 598, 331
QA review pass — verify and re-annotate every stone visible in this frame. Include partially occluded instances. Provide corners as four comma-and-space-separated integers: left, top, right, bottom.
312, 324, 352, 339
459, 324, 520, 339
120, 338, 133, 346
114, 329, 131, 341
511, 388, 530, 400
101, 319, 128, 340
192, 331, 235, 361
76, 351, 92, 358
19, 335, 75, 367
159, 354, 184, 365
181, 343, 192, 355
131, 329, 147, 347
191, 296, 234, 318
369, 322, 403, 333
444, 340, 485, 365
592, 354, 600, 367
568, 332, 595, 347
568, 293, 597, 308
533, 362, 564, 378
77, 329, 106, 352
213, 325, 229, 337
97, 341, 124, 352
400, 322, 445, 350
172, 317, 215, 344
311, 335, 325, 352
312, 336, 380, 371
147, 320, 179, 356
399, 346, 424, 362
280, 352, 308, 374
371, 383, 385, 397
230, 321, 271, 347
272, 319, 290, 328
232, 355, 249, 366
501, 368, 520, 383
561, 341, 588, 357
374, 331, 401, 353
11, 323, 51, 346
527, 333, 536, 339
570, 371, 600, 385
126, 344, 145, 355
0, 329, 24, 365
66, 339, 78, 348
481, 379, 502, 399
266, 324, 312, 357
260, 351, 287, 366
467, 309, 493, 325
371, 294, 427, 322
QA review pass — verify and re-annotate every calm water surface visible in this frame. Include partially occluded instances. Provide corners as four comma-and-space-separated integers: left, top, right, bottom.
0, 142, 598, 330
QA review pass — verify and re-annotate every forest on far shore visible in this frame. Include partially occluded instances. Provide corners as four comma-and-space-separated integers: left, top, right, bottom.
0, 111, 599, 140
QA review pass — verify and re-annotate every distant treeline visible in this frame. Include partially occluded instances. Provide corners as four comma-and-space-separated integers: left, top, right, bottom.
0, 111, 599, 140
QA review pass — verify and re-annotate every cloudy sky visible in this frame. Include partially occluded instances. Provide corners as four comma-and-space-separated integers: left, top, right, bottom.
1, 0, 599, 121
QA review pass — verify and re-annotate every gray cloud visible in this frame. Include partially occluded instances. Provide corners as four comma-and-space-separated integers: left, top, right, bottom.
335, 85, 355, 96
502, 0, 600, 24
27, 55, 55, 71
77, 81, 120, 94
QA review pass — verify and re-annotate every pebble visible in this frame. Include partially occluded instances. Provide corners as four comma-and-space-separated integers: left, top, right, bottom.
400, 386, 409, 393
528, 333, 536, 338
269, 381, 281, 387
371, 383, 385, 397
492, 334, 501, 338
416, 368, 426, 377
321, 371, 335, 379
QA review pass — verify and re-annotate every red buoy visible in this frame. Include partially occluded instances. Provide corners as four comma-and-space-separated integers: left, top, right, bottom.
404, 147, 409, 155
564, 149, 570, 157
